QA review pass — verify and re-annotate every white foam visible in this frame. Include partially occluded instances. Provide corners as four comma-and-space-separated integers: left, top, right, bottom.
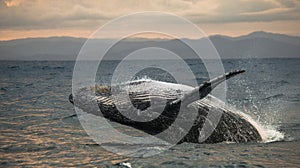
261, 125, 285, 143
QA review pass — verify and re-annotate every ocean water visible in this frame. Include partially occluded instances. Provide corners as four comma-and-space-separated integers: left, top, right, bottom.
0, 59, 299, 167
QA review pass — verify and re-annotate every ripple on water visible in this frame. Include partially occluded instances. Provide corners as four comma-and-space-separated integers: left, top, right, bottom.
0, 60, 299, 167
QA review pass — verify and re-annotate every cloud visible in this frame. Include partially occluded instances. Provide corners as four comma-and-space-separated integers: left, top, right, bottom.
4, 0, 24, 7
185, 0, 300, 23
0, 0, 299, 31
0, 0, 115, 30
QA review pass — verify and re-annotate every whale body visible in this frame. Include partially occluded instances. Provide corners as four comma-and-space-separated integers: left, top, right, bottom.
69, 70, 263, 144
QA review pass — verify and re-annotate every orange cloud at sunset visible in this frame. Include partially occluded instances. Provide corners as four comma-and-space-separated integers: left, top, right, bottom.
0, 0, 299, 40
4, 0, 23, 7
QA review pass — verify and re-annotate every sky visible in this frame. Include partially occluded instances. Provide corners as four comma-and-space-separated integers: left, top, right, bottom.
1, 0, 300, 40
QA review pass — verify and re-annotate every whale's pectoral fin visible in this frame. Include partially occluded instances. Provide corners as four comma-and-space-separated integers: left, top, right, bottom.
171, 70, 245, 106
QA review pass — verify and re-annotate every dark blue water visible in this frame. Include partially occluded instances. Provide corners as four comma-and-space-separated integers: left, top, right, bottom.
0, 59, 299, 167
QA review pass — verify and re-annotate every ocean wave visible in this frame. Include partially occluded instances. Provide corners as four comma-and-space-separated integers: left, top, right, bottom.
262, 94, 285, 101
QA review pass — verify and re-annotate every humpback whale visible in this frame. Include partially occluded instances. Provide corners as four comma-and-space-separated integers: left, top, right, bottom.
69, 70, 263, 144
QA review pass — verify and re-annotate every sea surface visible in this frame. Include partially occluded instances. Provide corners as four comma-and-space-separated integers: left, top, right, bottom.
0, 59, 299, 167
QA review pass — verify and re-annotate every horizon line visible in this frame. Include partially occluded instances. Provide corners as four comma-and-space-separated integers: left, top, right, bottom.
1, 30, 299, 42
1, 57, 299, 61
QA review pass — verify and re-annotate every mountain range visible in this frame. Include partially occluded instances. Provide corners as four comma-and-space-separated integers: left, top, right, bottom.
0, 31, 299, 60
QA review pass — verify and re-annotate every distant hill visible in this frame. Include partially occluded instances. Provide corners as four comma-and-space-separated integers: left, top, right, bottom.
0, 37, 86, 60
209, 31, 300, 59
0, 31, 299, 60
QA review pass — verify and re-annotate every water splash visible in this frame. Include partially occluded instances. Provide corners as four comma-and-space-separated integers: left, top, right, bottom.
237, 106, 285, 143
261, 125, 285, 143
226, 101, 285, 143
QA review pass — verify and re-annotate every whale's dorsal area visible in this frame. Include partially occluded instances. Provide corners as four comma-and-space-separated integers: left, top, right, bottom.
70, 70, 264, 144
